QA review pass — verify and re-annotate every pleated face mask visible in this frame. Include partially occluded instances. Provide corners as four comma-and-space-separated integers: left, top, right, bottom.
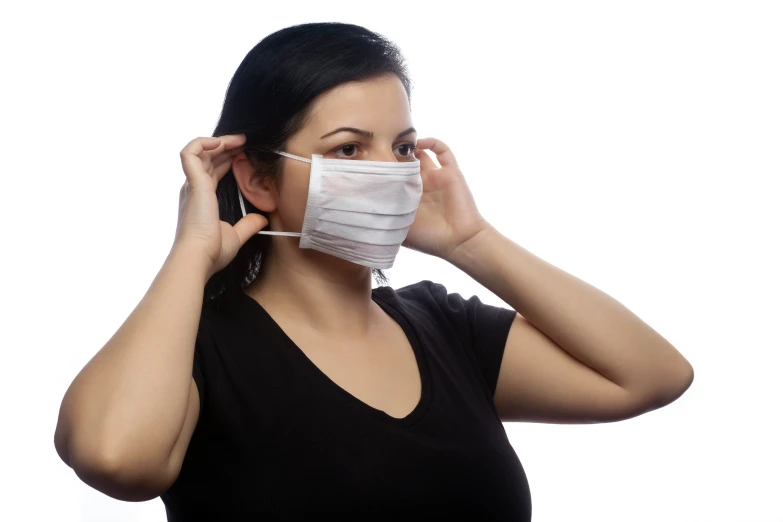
237, 150, 423, 269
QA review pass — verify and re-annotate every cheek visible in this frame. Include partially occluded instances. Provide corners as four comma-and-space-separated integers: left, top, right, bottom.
277, 167, 311, 227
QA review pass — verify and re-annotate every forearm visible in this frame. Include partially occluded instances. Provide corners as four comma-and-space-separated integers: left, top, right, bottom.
447, 224, 693, 394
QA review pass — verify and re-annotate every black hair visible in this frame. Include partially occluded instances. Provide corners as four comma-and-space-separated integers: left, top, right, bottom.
204, 22, 412, 311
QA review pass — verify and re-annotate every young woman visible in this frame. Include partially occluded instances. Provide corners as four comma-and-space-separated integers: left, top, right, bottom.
54, 22, 693, 521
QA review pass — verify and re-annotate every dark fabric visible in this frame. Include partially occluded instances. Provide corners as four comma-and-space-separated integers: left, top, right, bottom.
161, 280, 531, 521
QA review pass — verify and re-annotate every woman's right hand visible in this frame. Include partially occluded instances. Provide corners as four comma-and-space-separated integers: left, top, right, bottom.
174, 134, 268, 278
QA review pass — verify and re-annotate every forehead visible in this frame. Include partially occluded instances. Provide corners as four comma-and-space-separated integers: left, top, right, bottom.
304, 74, 411, 132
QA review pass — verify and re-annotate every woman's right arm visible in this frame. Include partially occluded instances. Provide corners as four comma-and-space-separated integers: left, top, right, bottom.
53, 242, 211, 501
53, 135, 267, 501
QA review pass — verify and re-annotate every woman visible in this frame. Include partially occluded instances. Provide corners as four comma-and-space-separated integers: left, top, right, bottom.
54, 22, 694, 521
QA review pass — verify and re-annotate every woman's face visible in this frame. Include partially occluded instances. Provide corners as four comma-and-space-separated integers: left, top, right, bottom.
261, 73, 417, 237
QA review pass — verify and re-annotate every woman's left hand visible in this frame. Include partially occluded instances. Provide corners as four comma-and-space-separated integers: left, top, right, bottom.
402, 137, 493, 261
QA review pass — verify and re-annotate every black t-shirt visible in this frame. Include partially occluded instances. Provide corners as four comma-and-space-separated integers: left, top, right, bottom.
161, 280, 532, 521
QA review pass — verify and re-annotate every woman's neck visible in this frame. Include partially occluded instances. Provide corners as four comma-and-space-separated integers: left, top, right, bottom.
245, 248, 381, 336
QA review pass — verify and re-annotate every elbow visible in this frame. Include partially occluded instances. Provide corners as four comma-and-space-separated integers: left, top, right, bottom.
661, 360, 694, 403
681, 362, 695, 392
54, 421, 72, 468
654, 362, 695, 409
621, 361, 695, 419
58, 434, 175, 502
54, 405, 176, 501
72, 452, 173, 502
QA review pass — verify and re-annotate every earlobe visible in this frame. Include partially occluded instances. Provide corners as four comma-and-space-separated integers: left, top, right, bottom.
233, 153, 277, 213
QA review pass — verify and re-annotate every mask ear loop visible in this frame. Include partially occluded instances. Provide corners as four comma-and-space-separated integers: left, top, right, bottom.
236, 147, 307, 236
271, 149, 312, 163
236, 184, 302, 237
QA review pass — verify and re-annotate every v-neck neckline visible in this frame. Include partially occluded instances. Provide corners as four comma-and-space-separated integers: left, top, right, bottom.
238, 288, 433, 428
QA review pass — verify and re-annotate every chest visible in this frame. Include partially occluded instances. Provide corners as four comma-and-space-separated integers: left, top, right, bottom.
178, 305, 532, 518
284, 317, 423, 420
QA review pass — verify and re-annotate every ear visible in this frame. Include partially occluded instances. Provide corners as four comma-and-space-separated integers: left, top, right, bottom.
232, 152, 277, 213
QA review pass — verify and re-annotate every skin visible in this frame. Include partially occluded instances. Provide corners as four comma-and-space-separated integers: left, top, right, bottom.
54, 69, 694, 504
232, 73, 429, 340
232, 71, 695, 425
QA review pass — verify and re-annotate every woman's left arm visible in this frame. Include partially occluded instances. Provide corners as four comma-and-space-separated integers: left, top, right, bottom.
409, 138, 694, 424
450, 224, 693, 423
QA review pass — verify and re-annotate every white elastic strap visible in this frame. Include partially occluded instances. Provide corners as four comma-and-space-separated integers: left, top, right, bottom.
236, 184, 302, 237
257, 230, 302, 237
272, 149, 311, 163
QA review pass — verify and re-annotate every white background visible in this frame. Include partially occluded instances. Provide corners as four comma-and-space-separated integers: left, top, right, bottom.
1, 1, 781, 520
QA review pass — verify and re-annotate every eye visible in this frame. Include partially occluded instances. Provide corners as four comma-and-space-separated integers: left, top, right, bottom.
330, 142, 417, 160
333, 144, 359, 158
395, 143, 417, 158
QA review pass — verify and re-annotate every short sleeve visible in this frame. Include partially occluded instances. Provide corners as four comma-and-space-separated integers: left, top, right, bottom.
399, 280, 518, 397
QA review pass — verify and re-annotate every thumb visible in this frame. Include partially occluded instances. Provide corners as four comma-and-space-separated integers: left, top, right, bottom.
234, 213, 269, 247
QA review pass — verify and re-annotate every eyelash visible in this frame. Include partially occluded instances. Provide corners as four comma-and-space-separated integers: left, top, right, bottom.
331, 142, 418, 158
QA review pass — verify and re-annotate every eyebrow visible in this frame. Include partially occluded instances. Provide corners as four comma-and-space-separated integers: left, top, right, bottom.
320, 126, 417, 140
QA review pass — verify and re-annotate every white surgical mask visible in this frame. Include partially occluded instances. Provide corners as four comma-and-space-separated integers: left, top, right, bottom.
237, 150, 422, 269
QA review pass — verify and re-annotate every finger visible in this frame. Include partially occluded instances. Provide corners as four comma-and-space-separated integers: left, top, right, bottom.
195, 136, 222, 152
180, 137, 222, 185
180, 135, 245, 185
213, 133, 246, 153
201, 136, 246, 174
212, 149, 236, 167
189, 135, 242, 163
414, 147, 439, 171
210, 153, 236, 182
416, 137, 458, 168
234, 213, 269, 246
211, 146, 245, 167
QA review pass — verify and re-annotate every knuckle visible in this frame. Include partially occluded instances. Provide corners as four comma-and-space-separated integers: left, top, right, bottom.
181, 137, 206, 155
